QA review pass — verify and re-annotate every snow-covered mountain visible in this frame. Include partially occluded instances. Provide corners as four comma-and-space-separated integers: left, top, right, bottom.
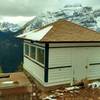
1, 5, 100, 33
0, 22, 20, 32
24, 5, 100, 33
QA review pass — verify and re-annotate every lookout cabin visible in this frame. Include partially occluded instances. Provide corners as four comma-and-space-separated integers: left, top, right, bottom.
17, 19, 100, 87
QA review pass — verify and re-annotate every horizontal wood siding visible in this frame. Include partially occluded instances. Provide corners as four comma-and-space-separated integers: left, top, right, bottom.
49, 48, 72, 67
48, 68, 72, 83
48, 48, 72, 84
87, 47, 100, 79
88, 65, 100, 79
24, 57, 44, 84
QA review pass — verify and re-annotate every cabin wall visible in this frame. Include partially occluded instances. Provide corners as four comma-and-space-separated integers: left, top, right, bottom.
24, 57, 44, 84
48, 48, 73, 85
47, 43, 100, 86
23, 42, 100, 87
23, 40, 45, 85
87, 47, 100, 80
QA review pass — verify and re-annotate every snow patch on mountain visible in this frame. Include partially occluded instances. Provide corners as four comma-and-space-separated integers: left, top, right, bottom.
24, 4, 100, 33
0, 22, 20, 32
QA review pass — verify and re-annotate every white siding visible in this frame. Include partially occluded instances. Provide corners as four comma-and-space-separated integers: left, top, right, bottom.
71, 47, 100, 81
48, 48, 73, 85
24, 57, 44, 84
48, 68, 72, 83
49, 48, 72, 67
87, 47, 100, 79
87, 65, 100, 79
72, 48, 88, 81
48, 47, 100, 86
23, 42, 100, 86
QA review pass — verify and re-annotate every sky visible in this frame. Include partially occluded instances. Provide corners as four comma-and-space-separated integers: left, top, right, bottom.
0, 16, 35, 26
0, 0, 100, 24
0, 0, 99, 16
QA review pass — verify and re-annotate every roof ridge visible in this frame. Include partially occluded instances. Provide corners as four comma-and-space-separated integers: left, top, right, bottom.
35, 19, 99, 34
17, 19, 100, 42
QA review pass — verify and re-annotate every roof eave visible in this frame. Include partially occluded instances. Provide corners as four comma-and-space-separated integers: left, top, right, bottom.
40, 40, 100, 43
20, 38, 100, 43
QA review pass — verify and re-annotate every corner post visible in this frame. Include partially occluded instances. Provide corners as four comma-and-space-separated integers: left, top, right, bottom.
44, 43, 49, 82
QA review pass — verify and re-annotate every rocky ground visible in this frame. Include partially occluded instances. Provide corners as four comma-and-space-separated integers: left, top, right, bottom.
32, 87, 100, 100
27, 77, 100, 100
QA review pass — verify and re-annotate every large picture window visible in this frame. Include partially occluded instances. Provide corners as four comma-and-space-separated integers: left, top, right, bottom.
30, 46, 36, 59
37, 48, 44, 65
25, 44, 29, 56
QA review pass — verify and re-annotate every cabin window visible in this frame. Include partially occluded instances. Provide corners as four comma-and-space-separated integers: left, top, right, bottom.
24, 43, 45, 66
37, 48, 44, 65
25, 44, 29, 56
30, 46, 36, 59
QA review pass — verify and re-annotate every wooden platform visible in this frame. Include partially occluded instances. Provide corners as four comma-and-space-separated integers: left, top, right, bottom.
0, 72, 32, 100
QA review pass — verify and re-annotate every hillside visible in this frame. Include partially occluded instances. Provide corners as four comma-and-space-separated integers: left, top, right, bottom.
0, 30, 23, 72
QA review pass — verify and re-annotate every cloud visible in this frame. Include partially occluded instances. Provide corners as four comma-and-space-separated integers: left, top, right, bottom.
0, 16, 35, 25
85, 0, 100, 9
0, 0, 60, 16
0, 0, 99, 16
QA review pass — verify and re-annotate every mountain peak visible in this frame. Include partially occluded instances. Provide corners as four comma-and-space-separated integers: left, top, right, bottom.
23, 5, 100, 33
0, 22, 20, 32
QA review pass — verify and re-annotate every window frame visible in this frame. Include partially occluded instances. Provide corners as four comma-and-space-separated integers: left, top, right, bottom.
24, 43, 30, 57
30, 45, 36, 60
36, 46, 45, 65
24, 42, 45, 66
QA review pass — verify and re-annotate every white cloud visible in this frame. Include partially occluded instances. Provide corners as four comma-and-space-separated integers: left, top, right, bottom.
0, 16, 35, 26
0, 0, 99, 16
60, 0, 100, 9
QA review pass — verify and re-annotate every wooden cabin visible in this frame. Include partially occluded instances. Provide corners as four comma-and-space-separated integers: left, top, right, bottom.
17, 19, 100, 87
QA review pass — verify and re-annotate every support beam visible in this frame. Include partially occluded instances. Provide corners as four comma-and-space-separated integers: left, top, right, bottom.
44, 43, 49, 82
